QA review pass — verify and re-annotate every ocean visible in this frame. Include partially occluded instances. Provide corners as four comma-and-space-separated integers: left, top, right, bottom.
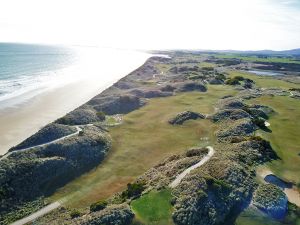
0, 43, 77, 106
0, 43, 150, 109
0, 43, 150, 154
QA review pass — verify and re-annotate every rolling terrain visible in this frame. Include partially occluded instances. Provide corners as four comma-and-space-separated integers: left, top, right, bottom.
1, 51, 300, 225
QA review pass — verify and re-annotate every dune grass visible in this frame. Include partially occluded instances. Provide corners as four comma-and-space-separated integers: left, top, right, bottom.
49, 85, 236, 208
131, 189, 173, 225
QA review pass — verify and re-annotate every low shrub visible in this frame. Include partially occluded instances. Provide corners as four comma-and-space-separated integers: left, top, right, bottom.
289, 88, 300, 92
161, 85, 176, 92
121, 182, 145, 199
90, 200, 108, 212
225, 78, 240, 85
201, 67, 214, 71
216, 73, 226, 80
96, 111, 106, 121
70, 209, 81, 218
205, 176, 231, 193
225, 76, 245, 85
252, 118, 266, 129
234, 76, 244, 81
186, 148, 207, 157
248, 136, 264, 142
230, 136, 246, 143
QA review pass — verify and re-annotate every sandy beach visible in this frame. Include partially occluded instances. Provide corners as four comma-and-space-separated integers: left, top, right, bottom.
0, 49, 150, 155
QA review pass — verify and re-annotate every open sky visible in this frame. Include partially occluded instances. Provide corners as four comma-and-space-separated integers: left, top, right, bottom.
0, 0, 299, 50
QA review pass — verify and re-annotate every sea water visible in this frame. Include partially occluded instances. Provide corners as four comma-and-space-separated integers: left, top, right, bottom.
0, 43, 149, 109
0, 43, 150, 154
0, 43, 78, 106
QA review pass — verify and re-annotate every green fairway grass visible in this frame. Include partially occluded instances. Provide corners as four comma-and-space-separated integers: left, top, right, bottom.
248, 95, 300, 184
228, 70, 300, 89
215, 54, 300, 64
131, 189, 173, 225
49, 85, 236, 208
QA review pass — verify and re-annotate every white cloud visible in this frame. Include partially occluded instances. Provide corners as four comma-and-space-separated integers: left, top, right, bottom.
0, 0, 299, 50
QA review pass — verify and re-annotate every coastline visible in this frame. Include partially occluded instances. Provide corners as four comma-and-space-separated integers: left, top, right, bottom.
0, 51, 150, 155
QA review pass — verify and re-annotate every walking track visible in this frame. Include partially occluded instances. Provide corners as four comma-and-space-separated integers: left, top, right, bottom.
169, 146, 215, 188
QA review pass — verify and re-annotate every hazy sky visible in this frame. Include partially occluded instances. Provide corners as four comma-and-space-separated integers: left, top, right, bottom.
0, 0, 299, 50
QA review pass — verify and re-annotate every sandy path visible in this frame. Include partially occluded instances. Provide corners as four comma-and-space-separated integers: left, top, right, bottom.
169, 146, 215, 188
10, 201, 61, 225
1, 126, 82, 161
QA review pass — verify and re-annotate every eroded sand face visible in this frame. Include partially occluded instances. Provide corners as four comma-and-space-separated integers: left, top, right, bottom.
257, 167, 300, 207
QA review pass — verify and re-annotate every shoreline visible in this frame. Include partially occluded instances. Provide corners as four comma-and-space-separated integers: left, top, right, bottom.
0, 52, 150, 155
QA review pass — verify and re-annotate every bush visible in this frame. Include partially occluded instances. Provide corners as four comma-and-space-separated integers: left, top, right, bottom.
225, 76, 245, 85
96, 111, 106, 121
121, 182, 145, 199
230, 136, 246, 143
248, 136, 264, 142
201, 67, 214, 71
252, 118, 266, 129
56, 117, 71, 125
161, 85, 176, 92
244, 78, 254, 83
119, 95, 133, 103
205, 176, 231, 193
70, 209, 81, 218
289, 88, 300, 92
186, 148, 208, 157
225, 78, 240, 85
0, 187, 7, 199
234, 76, 244, 81
90, 200, 108, 212
78, 130, 84, 136
216, 73, 226, 80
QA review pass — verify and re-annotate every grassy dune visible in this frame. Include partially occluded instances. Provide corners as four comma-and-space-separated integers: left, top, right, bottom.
50, 85, 236, 208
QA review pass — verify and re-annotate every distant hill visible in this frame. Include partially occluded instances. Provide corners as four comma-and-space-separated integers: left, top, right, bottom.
200, 48, 300, 56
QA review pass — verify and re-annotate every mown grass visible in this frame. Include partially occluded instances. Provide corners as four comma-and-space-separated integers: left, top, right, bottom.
236, 207, 282, 225
50, 85, 236, 208
229, 69, 300, 183
236, 204, 300, 225
227, 69, 300, 184
248, 95, 300, 184
215, 54, 300, 64
131, 189, 173, 225
226, 69, 300, 225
